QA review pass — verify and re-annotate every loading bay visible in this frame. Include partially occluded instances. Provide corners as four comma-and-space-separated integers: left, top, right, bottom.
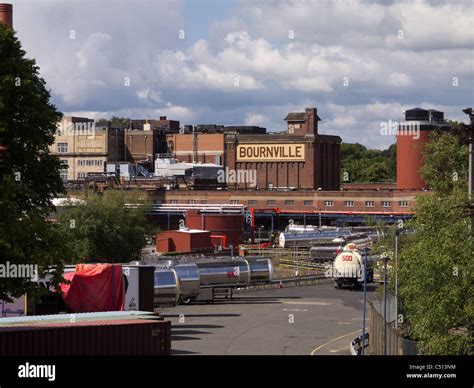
159, 283, 377, 355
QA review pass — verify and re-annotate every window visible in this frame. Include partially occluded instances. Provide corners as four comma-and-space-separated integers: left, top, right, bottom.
267, 200, 276, 206
200, 200, 208, 204
344, 200, 354, 207
59, 160, 68, 181
324, 200, 334, 207
365, 201, 375, 208
57, 142, 68, 153
170, 200, 178, 204
77, 172, 87, 179
381, 201, 392, 208
188, 200, 196, 204
399, 200, 409, 207
230, 200, 239, 204
285, 200, 294, 206
304, 200, 313, 206
248, 200, 257, 206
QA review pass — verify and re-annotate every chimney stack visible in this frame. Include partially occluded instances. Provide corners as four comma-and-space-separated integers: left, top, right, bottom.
0, 3, 12, 28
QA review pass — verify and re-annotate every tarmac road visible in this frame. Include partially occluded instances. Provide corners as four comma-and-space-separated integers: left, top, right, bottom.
159, 283, 378, 355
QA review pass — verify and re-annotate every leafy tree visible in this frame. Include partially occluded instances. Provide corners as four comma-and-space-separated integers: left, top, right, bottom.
96, 116, 130, 127
395, 129, 473, 355
421, 126, 468, 195
341, 143, 396, 183
57, 190, 151, 263
0, 24, 67, 301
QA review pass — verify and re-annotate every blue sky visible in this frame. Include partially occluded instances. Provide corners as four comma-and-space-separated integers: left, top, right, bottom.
8, 0, 474, 149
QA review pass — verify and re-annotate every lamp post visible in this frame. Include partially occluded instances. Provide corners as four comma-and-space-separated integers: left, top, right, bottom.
462, 108, 474, 230
361, 247, 369, 355
383, 253, 388, 355
394, 230, 399, 329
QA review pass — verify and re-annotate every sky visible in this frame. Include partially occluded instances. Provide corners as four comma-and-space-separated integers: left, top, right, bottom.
8, 0, 474, 149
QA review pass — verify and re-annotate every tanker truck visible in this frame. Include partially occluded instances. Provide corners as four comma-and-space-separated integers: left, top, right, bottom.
332, 243, 373, 290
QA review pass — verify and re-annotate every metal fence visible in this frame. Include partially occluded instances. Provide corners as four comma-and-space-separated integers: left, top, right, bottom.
368, 299, 418, 355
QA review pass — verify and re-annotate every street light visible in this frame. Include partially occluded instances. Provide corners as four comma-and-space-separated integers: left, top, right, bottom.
462, 108, 474, 229
361, 247, 369, 355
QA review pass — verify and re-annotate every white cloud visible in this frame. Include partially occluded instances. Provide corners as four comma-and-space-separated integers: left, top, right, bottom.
7, 0, 473, 150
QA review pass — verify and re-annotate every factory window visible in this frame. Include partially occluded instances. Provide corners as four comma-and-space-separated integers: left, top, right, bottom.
57, 142, 68, 153
399, 200, 409, 207
345, 201, 354, 207
324, 200, 334, 207
231, 200, 239, 204
170, 200, 178, 204
267, 200, 276, 206
381, 201, 392, 208
304, 200, 313, 206
59, 160, 68, 181
188, 200, 196, 204
248, 200, 257, 205
77, 172, 87, 179
365, 201, 375, 208
285, 200, 294, 206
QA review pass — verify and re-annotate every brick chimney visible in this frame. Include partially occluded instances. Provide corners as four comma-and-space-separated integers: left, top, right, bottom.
0, 3, 12, 28
304, 107, 319, 135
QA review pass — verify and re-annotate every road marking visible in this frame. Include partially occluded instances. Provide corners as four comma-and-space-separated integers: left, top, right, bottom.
337, 322, 352, 325
310, 329, 362, 355
283, 308, 308, 312
329, 345, 349, 353
283, 301, 331, 306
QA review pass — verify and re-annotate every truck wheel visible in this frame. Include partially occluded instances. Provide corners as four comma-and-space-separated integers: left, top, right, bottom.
334, 280, 341, 289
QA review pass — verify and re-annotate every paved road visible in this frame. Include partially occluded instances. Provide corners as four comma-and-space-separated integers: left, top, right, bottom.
159, 283, 378, 355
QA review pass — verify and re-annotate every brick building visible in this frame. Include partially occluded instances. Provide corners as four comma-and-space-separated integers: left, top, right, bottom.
225, 108, 340, 190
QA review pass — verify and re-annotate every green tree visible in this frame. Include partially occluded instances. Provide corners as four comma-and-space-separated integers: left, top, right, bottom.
57, 190, 151, 263
96, 116, 130, 127
341, 143, 396, 183
396, 129, 473, 355
0, 24, 66, 301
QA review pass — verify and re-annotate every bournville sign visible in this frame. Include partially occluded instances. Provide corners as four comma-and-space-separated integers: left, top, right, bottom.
237, 144, 305, 162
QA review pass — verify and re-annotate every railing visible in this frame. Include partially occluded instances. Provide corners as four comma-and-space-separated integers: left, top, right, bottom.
236, 274, 330, 292
350, 333, 369, 355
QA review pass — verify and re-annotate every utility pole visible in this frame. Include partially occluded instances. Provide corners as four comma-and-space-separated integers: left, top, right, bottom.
394, 230, 399, 329
361, 247, 368, 355
383, 253, 388, 355
462, 108, 474, 231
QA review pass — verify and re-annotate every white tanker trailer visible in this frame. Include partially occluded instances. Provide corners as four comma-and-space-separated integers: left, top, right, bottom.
331, 243, 373, 290
279, 229, 353, 248
151, 258, 273, 305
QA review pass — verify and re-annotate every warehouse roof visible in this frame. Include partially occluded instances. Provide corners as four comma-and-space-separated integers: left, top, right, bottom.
284, 112, 322, 122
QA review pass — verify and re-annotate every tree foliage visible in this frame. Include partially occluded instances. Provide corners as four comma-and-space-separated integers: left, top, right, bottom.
0, 24, 66, 301
341, 143, 396, 183
57, 190, 150, 263
396, 129, 473, 355
96, 116, 130, 127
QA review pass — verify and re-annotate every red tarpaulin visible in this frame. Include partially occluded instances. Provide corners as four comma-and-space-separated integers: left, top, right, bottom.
60, 264, 125, 313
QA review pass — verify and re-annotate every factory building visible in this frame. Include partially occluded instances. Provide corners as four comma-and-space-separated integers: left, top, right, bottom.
166, 132, 225, 165
225, 108, 341, 190
0, 3, 12, 28
51, 117, 108, 181
162, 108, 340, 190
397, 108, 450, 190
